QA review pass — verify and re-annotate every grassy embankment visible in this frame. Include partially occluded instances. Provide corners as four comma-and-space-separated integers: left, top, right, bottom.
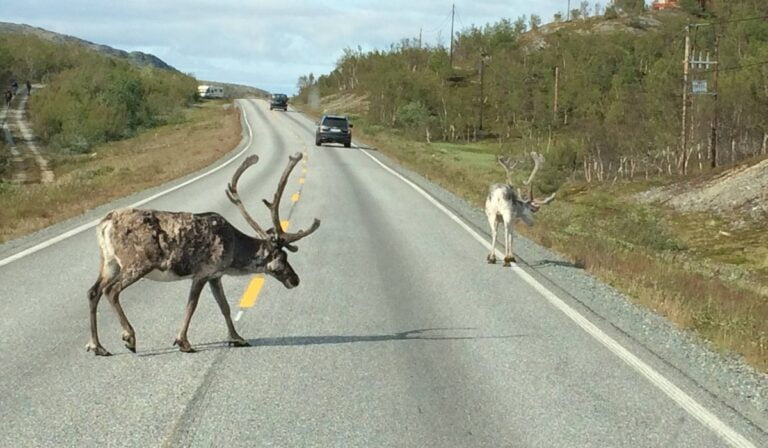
300, 101, 768, 371
0, 100, 242, 243
0, 139, 6, 179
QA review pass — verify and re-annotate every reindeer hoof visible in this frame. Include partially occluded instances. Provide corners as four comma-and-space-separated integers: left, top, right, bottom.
228, 338, 250, 347
173, 338, 195, 353
86, 342, 111, 356
487, 256, 497, 264
122, 333, 136, 353
503, 256, 516, 267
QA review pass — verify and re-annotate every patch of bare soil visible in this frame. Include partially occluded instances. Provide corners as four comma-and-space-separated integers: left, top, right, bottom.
317, 93, 369, 117
637, 158, 768, 223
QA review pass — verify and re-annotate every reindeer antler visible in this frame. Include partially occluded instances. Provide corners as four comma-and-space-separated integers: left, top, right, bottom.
497, 155, 518, 185
522, 152, 556, 207
226, 155, 272, 244
263, 153, 321, 248
523, 152, 544, 186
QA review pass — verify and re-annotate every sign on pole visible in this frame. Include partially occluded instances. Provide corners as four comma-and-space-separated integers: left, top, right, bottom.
692, 80, 708, 94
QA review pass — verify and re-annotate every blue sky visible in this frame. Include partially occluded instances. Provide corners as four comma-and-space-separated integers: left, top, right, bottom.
0, 1, 627, 94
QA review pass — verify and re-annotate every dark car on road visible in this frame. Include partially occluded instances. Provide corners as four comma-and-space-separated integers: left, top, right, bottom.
315, 114, 352, 147
270, 93, 288, 111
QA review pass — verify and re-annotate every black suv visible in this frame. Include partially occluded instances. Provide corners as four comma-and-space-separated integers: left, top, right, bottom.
269, 93, 288, 111
315, 115, 353, 147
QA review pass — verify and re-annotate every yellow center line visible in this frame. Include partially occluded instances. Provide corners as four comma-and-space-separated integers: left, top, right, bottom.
302, 168, 307, 174
280, 220, 290, 231
291, 192, 300, 202
299, 178, 305, 185
239, 275, 265, 308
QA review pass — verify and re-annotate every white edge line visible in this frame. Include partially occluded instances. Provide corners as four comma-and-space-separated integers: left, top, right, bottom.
0, 100, 255, 268
356, 147, 756, 448
234, 310, 244, 322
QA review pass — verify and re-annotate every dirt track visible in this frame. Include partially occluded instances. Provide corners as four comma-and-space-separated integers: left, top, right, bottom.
1, 85, 53, 184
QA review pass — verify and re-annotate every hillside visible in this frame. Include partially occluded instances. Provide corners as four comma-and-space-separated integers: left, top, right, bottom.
0, 22, 176, 71
296, 1, 767, 190
0, 24, 197, 154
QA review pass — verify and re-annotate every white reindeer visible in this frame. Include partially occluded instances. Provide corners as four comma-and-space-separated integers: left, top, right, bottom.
485, 152, 555, 266
86, 153, 319, 356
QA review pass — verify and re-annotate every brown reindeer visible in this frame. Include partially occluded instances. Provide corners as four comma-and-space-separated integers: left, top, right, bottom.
86, 153, 319, 356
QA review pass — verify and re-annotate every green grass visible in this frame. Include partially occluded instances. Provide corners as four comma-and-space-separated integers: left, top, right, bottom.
0, 139, 7, 177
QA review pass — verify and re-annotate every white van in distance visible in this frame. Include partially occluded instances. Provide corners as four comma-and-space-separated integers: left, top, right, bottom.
197, 84, 225, 99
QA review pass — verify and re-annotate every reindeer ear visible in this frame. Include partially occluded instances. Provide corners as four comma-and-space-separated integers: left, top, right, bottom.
283, 243, 298, 252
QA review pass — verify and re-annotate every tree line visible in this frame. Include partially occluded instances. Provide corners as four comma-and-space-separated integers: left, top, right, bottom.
295, 0, 768, 184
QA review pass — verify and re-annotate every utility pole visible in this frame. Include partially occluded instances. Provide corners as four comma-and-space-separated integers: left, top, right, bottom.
680, 24, 691, 170
418, 27, 422, 48
449, 4, 455, 69
479, 54, 486, 131
553, 66, 560, 124
709, 26, 720, 168
567, 0, 571, 21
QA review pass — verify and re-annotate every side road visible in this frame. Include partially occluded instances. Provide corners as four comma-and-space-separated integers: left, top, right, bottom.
1, 85, 53, 184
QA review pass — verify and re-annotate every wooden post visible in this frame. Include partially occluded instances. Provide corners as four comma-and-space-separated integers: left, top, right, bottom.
553, 66, 560, 124
479, 56, 485, 131
709, 26, 720, 168
449, 4, 455, 69
681, 25, 691, 174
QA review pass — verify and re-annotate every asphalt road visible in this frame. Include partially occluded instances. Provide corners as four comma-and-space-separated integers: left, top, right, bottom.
0, 99, 765, 447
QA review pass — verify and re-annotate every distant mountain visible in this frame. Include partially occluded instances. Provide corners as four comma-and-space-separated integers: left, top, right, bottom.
0, 22, 177, 71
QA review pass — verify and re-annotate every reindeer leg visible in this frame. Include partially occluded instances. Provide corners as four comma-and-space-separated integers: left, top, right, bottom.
85, 257, 123, 356
86, 278, 110, 356
487, 215, 498, 264
503, 218, 515, 267
506, 228, 517, 265
106, 289, 136, 353
174, 278, 206, 353
208, 278, 249, 347
101, 265, 152, 354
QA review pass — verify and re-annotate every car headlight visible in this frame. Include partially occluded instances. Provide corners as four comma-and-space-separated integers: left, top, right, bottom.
321, 126, 330, 131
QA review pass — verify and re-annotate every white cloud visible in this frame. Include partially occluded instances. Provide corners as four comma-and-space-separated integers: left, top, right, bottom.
1, 0, 569, 93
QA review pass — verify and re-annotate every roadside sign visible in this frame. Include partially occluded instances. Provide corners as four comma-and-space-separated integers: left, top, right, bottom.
692, 80, 708, 94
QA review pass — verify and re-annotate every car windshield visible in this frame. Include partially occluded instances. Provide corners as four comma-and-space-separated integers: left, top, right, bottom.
323, 118, 347, 128
8, 3, 768, 447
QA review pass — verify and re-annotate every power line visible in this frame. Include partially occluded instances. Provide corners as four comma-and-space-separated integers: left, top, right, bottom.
722, 14, 768, 24
455, 8, 466, 31
423, 10, 453, 35
717, 59, 768, 73
695, 14, 768, 26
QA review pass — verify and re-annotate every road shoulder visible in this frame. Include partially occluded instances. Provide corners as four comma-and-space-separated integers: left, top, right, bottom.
352, 135, 768, 440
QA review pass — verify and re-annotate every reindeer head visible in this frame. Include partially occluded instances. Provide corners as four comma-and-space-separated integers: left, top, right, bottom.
226, 153, 320, 289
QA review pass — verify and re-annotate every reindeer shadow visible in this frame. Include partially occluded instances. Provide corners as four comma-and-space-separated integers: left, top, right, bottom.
530, 259, 585, 269
318, 143, 363, 150
135, 327, 531, 357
